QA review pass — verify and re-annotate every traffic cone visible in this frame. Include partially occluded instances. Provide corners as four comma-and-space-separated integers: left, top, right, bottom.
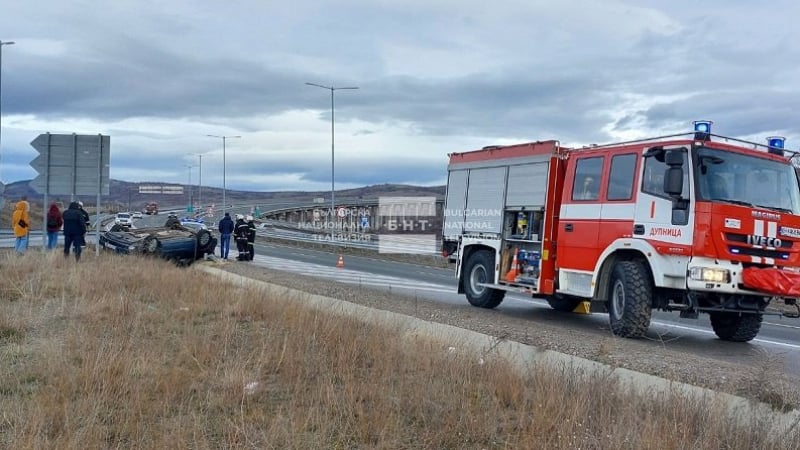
505, 248, 521, 282
336, 254, 345, 268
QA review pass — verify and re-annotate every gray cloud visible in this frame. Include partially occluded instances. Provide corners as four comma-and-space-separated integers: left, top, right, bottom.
3, 1, 800, 191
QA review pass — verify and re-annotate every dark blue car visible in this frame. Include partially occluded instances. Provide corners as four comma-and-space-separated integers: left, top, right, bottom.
99, 221, 217, 265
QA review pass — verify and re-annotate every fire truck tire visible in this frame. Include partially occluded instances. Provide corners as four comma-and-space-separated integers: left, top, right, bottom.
608, 260, 653, 338
547, 294, 583, 312
708, 312, 762, 342
464, 250, 505, 309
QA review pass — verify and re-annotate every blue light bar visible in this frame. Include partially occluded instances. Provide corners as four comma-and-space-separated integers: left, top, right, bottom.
693, 120, 712, 133
767, 136, 785, 149
766, 136, 786, 156
693, 120, 713, 141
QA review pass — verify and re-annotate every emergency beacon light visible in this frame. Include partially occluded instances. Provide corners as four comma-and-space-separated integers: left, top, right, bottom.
767, 136, 786, 156
693, 120, 713, 141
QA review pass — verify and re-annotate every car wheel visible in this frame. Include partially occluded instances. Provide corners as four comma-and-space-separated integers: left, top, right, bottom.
142, 236, 160, 254
463, 249, 505, 308
196, 229, 213, 250
608, 260, 653, 338
546, 294, 583, 312
709, 312, 762, 342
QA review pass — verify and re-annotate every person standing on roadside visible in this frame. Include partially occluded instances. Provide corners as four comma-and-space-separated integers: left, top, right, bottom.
217, 212, 234, 259
62, 201, 87, 261
77, 201, 91, 228
246, 215, 257, 261
46, 202, 64, 250
234, 214, 249, 261
12, 198, 31, 254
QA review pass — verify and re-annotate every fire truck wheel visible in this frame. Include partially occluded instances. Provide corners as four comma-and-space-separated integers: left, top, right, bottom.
608, 260, 653, 338
547, 294, 583, 312
708, 312, 762, 342
464, 250, 505, 309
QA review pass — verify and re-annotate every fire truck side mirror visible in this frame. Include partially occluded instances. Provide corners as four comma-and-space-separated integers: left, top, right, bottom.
664, 167, 683, 196
664, 149, 684, 167
663, 149, 685, 197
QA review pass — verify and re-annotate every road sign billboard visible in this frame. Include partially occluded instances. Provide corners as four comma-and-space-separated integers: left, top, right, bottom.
28, 133, 110, 195
161, 186, 184, 194
138, 185, 184, 194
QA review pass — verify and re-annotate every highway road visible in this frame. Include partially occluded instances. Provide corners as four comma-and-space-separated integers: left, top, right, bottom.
246, 239, 800, 376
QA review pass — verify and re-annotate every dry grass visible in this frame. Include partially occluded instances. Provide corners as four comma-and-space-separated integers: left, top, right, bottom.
0, 250, 797, 449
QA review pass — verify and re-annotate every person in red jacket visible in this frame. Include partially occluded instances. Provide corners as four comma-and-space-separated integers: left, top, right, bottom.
46, 202, 64, 250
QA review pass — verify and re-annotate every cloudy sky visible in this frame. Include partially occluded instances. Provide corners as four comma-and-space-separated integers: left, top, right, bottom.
0, 0, 797, 192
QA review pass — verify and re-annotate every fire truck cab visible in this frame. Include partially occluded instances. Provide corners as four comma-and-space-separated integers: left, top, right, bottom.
444, 121, 800, 341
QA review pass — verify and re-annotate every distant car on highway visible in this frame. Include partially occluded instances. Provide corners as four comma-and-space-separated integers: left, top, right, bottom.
179, 218, 208, 232
132, 211, 143, 219
114, 212, 133, 229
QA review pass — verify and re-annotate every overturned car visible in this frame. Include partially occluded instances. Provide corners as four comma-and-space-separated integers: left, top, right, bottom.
99, 218, 217, 265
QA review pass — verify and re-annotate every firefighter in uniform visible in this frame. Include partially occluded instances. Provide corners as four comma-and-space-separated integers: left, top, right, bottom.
246, 215, 257, 261
234, 214, 250, 261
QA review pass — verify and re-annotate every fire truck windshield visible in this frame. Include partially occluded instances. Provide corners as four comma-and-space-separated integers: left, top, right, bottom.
694, 147, 800, 215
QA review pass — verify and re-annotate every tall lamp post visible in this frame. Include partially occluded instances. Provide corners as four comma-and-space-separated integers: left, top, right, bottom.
305, 82, 359, 239
196, 153, 204, 214
207, 134, 240, 217
184, 164, 196, 213
188, 152, 206, 215
0, 40, 15, 185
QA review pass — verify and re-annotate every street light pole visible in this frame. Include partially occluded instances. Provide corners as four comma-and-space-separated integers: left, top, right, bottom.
0, 40, 15, 184
185, 164, 195, 213
305, 82, 358, 240
207, 134, 241, 217
197, 153, 203, 213
187, 152, 205, 215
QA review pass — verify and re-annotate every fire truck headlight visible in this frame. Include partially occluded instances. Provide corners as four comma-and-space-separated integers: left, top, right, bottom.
689, 267, 730, 283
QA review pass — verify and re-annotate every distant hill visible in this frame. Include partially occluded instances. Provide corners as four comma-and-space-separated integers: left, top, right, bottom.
1, 179, 445, 226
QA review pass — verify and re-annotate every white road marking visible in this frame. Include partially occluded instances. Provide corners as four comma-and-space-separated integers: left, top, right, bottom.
763, 322, 800, 330
644, 322, 800, 349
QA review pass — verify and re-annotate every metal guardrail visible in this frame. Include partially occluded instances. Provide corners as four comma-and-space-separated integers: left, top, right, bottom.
258, 227, 442, 255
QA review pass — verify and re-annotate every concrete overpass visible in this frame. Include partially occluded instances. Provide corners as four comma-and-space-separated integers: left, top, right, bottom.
260, 197, 445, 237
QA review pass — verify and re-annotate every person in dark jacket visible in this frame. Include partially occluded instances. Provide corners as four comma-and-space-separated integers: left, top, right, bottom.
46, 202, 64, 250
217, 212, 234, 259
62, 201, 87, 261
245, 215, 257, 261
234, 215, 249, 261
164, 214, 181, 229
77, 201, 91, 227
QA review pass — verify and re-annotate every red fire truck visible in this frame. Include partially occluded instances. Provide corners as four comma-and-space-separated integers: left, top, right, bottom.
443, 121, 800, 341
143, 202, 159, 215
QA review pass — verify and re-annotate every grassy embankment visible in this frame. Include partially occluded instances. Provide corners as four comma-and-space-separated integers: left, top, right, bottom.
0, 251, 796, 449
